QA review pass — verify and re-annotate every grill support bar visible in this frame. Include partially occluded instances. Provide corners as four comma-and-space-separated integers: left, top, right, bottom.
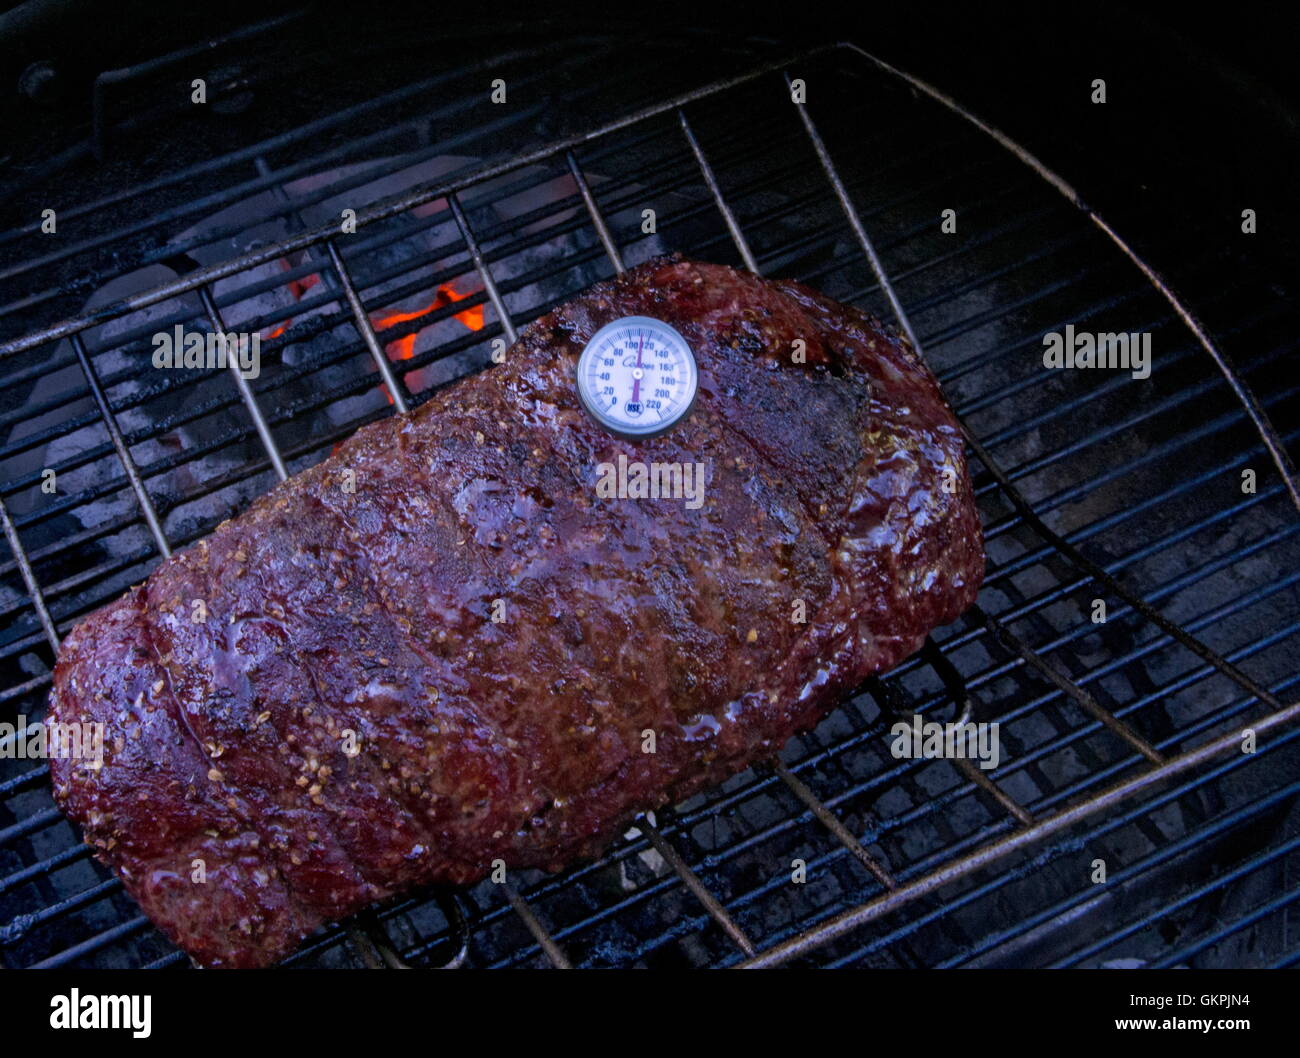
69, 334, 172, 557
0, 494, 56, 763
565, 151, 626, 274
918, 639, 1036, 826
325, 240, 412, 414
638, 818, 757, 956
447, 193, 517, 345
789, 75, 921, 352
677, 111, 759, 274
973, 606, 1164, 764
770, 760, 897, 887
501, 883, 571, 968
197, 286, 289, 481
0, 498, 61, 652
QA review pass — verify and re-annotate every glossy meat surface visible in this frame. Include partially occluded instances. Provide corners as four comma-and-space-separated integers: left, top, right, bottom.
49, 258, 984, 966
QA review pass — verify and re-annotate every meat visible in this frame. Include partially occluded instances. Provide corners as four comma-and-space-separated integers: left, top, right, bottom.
47, 257, 984, 967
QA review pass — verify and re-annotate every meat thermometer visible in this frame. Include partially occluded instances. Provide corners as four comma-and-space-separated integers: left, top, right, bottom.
575, 315, 699, 438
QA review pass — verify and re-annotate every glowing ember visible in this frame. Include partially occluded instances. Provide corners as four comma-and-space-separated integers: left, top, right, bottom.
263, 257, 322, 341
371, 280, 486, 404
262, 261, 485, 405
372, 281, 486, 361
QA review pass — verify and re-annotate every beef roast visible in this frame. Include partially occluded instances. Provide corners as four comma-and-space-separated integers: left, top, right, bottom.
48, 257, 984, 967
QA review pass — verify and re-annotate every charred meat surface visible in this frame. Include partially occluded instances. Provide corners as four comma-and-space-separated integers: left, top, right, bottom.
48, 257, 984, 967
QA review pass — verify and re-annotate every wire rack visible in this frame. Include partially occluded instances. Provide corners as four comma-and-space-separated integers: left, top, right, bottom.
1, 39, 1298, 968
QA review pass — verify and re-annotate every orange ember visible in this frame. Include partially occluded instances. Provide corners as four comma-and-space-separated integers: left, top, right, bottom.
287, 272, 320, 302
371, 281, 486, 361
259, 260, 485, 406
263, 258, 321, 341
371, 279, 486, 403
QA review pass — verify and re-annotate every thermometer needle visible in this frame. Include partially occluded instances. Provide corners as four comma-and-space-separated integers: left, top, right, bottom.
632, 334, 644, 404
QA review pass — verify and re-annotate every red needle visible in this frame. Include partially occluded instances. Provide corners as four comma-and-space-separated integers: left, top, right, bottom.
632, 334, 644, 404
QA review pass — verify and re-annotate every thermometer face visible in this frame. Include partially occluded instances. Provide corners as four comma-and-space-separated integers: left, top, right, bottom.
575, 316, 699, 438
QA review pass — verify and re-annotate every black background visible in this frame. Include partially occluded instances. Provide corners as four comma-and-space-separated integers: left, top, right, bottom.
3, 0, 1297, 278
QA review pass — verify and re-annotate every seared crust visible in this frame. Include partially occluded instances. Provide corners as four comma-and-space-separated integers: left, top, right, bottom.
48, 258, 984, 967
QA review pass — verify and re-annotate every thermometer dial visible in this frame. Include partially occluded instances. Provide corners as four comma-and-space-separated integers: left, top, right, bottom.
575, 316, 699, 438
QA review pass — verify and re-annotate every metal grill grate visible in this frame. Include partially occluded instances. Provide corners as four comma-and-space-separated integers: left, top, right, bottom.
2, 39, 1298, 969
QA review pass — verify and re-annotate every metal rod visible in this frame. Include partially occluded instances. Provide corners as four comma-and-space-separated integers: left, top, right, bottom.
254, 155, 345, 315
429, 891, 472, 969
447, 193, 517, 346
738, 696, 1300, 968
197, 286, 288, 481
253, 156, 339, 295
359, 914, 410, 969
501, 883, 571, 968
771, 760, 896, 887
325, 241, 411, 413
919, 636, 975, 726
972, 605, 1163, 764
677, 110, 759, 274
0, 496, 59, 651
31, 916, 151, 969
1088, 210, 1300, 513
917, 637, 1035, 824
565, 151, 626, 274
0, 807, 62, 848
69, 333, 172, 557
345, 925, 384, 969
881, 656, 1034, 827
638, 817, 757, 956
787, 74, 919, 350
952, 758, 1035, 826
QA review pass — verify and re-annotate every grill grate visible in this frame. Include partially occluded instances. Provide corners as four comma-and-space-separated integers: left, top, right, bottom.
2, 39, 1297, 969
